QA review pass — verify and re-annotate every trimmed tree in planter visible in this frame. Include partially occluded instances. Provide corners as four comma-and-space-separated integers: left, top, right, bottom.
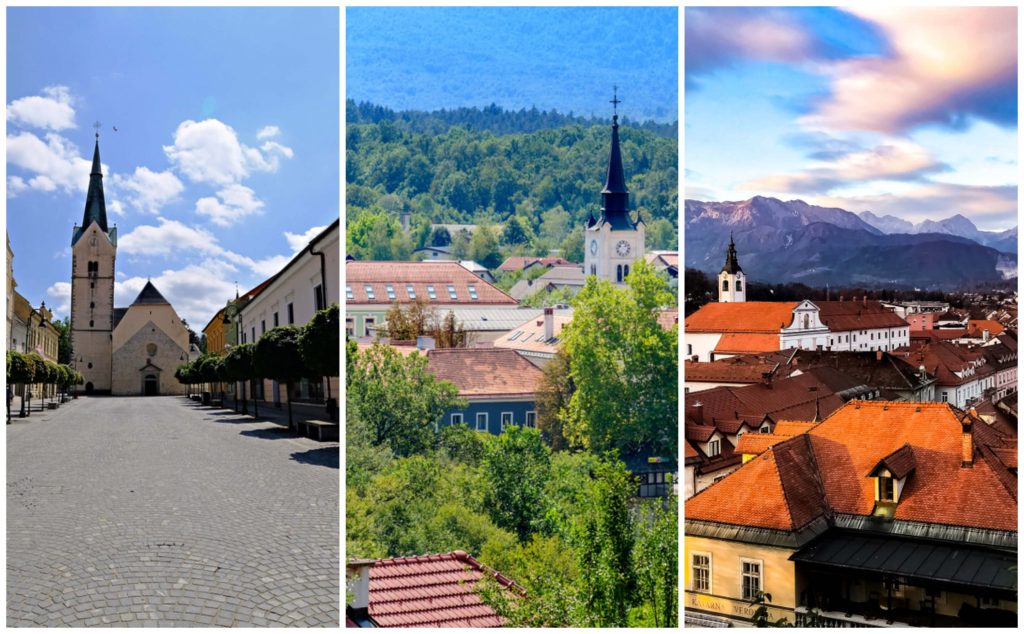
300, 304, 339, 421
26, 353, 46, 412
255, 326, 305, 430
8, 351, 36, 421
224, 343, 256, 416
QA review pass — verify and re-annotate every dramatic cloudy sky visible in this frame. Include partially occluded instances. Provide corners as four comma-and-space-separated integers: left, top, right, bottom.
6, 7, 339, 327
685, 7, 1017, 231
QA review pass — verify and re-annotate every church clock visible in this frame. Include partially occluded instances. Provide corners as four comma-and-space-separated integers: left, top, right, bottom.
590, 239, 598, 255
615, 240, 631, 257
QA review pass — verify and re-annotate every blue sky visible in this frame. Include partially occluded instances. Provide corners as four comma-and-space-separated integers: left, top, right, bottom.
685, 7, 1017, 231
6, 7, 339, 327
347, 6, 678, 122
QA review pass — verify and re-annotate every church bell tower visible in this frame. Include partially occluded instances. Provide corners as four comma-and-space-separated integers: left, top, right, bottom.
583, 90, 645, 285
718, 234, 746, 303
70, 132, 117, 394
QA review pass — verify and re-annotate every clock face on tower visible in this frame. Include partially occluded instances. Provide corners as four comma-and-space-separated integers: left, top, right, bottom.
590, 239, 598, 255
615, 240, 631, 257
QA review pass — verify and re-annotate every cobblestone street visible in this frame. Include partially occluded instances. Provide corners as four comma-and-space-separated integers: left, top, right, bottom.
7, 396, 339, 627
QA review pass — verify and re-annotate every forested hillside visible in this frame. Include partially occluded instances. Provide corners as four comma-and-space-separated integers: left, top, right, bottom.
346, 104, 678, 262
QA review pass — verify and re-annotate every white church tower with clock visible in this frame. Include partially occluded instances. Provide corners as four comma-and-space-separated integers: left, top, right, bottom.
583, 93, 645, 285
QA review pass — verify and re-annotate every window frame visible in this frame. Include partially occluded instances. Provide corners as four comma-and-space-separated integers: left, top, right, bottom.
475, 412, 488, 432
708, 438, 721, 457
500, 411, 513, 431
691, 551, 712, 594
525, 411, 537, 428
450, 412, 463, 426
740, 558, 763, 602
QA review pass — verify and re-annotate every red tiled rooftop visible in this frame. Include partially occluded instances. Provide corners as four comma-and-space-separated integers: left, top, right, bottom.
346, 261, 518, 305
427, 348, 543, 398
968, 319, 1005, 337
687, 401, 1017, 533
685, 358, 777, 384
714, 333, 781, 354
735, 433, 791, 456
815, 300, 907, 331
685, 302, 800, 333
497, 256, 574, 272
368, 551, 518, 628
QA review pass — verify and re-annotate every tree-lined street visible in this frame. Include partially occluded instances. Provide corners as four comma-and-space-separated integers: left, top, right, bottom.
7, 396, 338, 627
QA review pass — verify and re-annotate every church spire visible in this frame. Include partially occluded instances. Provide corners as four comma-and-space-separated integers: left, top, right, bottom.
722, 233, 742, 274
599, 88, 631, 229
81, 132, 109, 234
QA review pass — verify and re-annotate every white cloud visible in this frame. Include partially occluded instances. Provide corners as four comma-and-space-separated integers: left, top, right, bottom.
806, 7, 1017, 133
256, 125, 281, 140
7, 176, 28, 196
7, 85, 76, 131
115, 260, 240, 328
6, 131, 93, 195
118, 218, 222, 257
46, 282, 72, 318
284, 224, 328, 252
195, 184, 265, 226
163, 118, 293, 186
111, 166, 185, 214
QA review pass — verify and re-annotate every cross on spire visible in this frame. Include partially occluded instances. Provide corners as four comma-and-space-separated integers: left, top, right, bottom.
610, 86, 621, 121
93, 121, 102, 139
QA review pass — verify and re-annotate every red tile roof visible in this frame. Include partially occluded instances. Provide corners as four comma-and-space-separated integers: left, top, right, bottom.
427, 348, 543, 398
714, 333, 781, 354
968, 319, 1005, 337
685, 302, 799, 333
814, 300, 907, 331
894, 340, 992, 387
497, 256, 575, 272
368, 551, 519, 627
684, 358, 778, 385
657, 308, 679, 331
346, 261, 518, 305
735, 433, 791, 456
687, 401, 1017, 532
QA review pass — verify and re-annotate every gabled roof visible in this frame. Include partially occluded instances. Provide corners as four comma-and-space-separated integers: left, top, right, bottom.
714, 333, 780, 354
685, 302, 800, 333
426, 348, 543, 398
869, 443, 916, 479
347, 261, 517, 305
366, 551, 519, 628
131, 281, 170, 305
968, 319, 1005, 337
497, 256, 575, 272
687, 401, 1017, 533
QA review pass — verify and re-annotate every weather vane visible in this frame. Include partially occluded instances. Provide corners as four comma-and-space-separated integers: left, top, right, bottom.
93, 121, 101, 139
610, 86, 621, 119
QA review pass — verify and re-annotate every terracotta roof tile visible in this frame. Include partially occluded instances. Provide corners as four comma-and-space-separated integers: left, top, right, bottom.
427, 348, 543, 398
497, 256, 574, 272
968, 319, 1005, 337
346, 261, 517, 305
772, 420, 817, 436
869, 443, 916, 479
735, 433, 790, 456
367, 552, 518, 628
685, 302, 799, 333
688, 401, 1017, 532
714, 333, 782, 354
814, 300, 907, 331
684, 358, 778, 384
492, 311, 572, 356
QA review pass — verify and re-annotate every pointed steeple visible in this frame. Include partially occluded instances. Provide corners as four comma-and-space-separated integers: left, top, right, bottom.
81, 134, 109, 234
722, 233, 743, 274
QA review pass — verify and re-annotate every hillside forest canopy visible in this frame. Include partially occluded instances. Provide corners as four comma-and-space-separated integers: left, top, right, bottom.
346, 102, 678, 262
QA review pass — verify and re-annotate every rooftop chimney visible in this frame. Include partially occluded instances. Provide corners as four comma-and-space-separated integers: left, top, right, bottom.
961, 414, 974, 468
762, 371, 773, 387
543, 307, 554, 342
983, 329, 990, 342
693, 401, 704, 425
876, 349, 883, 362
347, 559, 375, 614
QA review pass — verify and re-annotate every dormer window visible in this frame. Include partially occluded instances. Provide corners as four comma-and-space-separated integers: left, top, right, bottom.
869, 444, 915, 515
708, 439, 721, 457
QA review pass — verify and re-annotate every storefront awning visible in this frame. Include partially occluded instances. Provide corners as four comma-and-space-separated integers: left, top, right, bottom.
792, 532, 1016, 593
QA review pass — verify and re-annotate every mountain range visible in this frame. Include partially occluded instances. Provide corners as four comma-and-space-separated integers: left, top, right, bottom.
685, 196, 1018, 290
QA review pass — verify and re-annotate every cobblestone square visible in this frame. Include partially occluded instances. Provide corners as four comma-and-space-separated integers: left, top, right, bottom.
7, 396, 339, 627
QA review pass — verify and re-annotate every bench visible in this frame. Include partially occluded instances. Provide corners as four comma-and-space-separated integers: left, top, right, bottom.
46, 402, 58, 410
302, 420, 339, 442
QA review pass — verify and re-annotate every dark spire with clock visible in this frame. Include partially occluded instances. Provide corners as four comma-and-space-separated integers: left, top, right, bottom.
599, 87, 636, 231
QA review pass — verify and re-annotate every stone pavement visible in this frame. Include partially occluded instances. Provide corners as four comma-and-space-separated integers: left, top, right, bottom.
7, 396, 339, 627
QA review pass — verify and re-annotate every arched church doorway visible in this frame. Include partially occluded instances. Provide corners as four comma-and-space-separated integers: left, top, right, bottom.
144, 375, 159, 396
85, 382, 94, 394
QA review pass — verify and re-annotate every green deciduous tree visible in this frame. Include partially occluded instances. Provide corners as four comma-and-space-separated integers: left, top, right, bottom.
535, 348, 573, 451
347, 343, 465, 457
468, 224, 502, 269
255, 326, 306, 429
562, 259, 677, 455
300, 304, 340, 417
223, 343, 256, 415
482, 426, 551, 541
